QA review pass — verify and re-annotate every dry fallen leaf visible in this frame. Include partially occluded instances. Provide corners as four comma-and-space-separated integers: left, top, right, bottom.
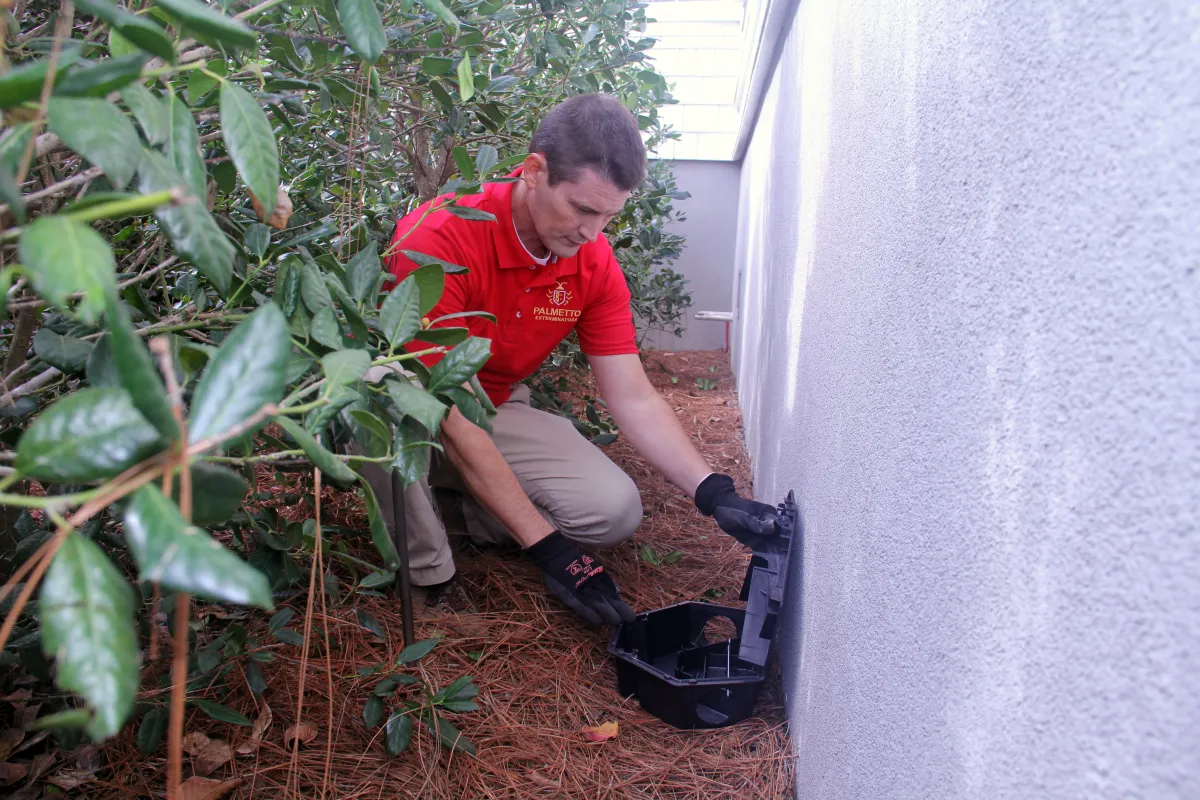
179, 776, 244, 800
235, 705, 272, 756
0, 761, 28, 786
284, 721, 318, 749
182, 731, 211, 756
0, 729, 24, 761
194, 739, 233, 777
581, 721, 619, 743
250, 187, 293, 230
45, 767, 94, 790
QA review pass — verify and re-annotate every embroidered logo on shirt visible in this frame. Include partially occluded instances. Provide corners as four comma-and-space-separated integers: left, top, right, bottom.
534, 281, 581, 322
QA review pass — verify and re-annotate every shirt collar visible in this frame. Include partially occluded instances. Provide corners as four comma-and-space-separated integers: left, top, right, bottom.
489, 169, 576, 275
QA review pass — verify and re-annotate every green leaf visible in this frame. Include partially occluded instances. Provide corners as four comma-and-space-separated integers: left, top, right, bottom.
452, 145, 474, 181
639, 543, 661, 566
105, 293, 179, 439
187, 66, 219, 104
244, 223, 271, 259
349, 409, 392, 451
468, 375, 496, 415
0, 164, 23, 225
411, 263, 445, 317
310, 306, 342, 349
32, 329, 94, 373
400, 250, 468, 274
0, 51, 81, 109
122, 83, 169, 145
123, 484, 273, 608
428, 337, 491, 394
56, 54, 150, 98
385, 712, 413, 756
379, 275, 421, 347
423, 715, 475, 755
193, 698, 252, 726
154, 0, 257, 50
321, 349, 370, 390
363, 695, 385, 728
544, 31, 568, 62
391, 418, 431, 486
220, 81, 279, 216
662, 549, 684, 564
456, 52, 474, 102
356, 609, 386, 639
39, 534, 139, 741
45, 98, 141, 190
178, 462, 248, 526
15, 388, 161, 483
428, 310, 497, 326
360, 477, 401, 571
475, 144, 498, 177
138, 150, 234, 295
86, 334, 119, 388
138, 706, 168, 754
268, 607, 295, 632
442, 386, 491, 433
109, 28, 137, 58
274, 416, 358, 486
485, 74, 518, 93
166, 93, 207, 202
272, 628, 304, 646
245, 661, 267, 695
18, 215, 117, 325
300, 262, 334, 313
337, 0, 387, 65
345, 243, 382, 304
385, 378, 447, 436
359, 570, 395, 590
396, 636, 438, 664
441, 675, 477, 701
445, 205, 496, 222
188, 304, 290, 444
442, 699, 479, 713
421, 56, 452, 76
416, 0, 460, 33
75, 0, 176, 62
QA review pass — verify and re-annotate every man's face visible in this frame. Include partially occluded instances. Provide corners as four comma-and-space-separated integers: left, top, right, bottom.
522, 156, 630, 259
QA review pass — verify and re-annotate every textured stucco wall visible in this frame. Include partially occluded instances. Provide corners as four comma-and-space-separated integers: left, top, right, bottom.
732, 1, 1200, 798
640, 159, 740, 351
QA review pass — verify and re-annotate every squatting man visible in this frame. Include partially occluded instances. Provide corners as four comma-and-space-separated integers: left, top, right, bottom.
362, 94, 780, 624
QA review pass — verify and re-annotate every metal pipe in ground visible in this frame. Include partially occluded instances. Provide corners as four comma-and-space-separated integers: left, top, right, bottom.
389, 470, 415, 647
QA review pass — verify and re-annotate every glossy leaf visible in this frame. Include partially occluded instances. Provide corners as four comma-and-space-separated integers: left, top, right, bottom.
221, 82, 279, 217
428, 310, 497, 326
245, 661, 267, 695
414, 326, 469, 346
423, 715, 475, 755
359, 570, 395, 590
123, 484, 273, 609
379, 275, 421, 347
32, 328, 94, 373
385, 712, 413, 756
363, 695, 385, 728
46, 98, 141, 189
74, 0, 176, 62
475, 144, 498, 177
391, 418, 432, 486
417, 0, 460, 33
309, 306, 341, 349
39, 534, 139, 741
138, 706, 169, 754
166, 93, 207, 202
356, 609, 386, 639
56, 54, 149, 98
456, 52, 474, 102
0, 51, 80, 109
155, 0, 257, 50
445, 205, 496, 222
385, 378, 446, 435
0, 163, 23, 224
176, 463, 249, 526
122, 84, 169, 145
18, 215, 117, 324
400, 250, 468, 274
452, 145, 474, 180
105, 293, 178, 439
138, 150, 234, 295
188, 304, 290, 444
300, 262, 334, 312
15, 388, 161, 482
193, 699, 252, 726
396, 636, 438, 664
244, 223, 271, 259
411, 263, 446, 316
337, 0, 387, 65
274, 416, 358, 487
360, 477, 401, 570
321, 349, 371, 390
428, 337, 492, 394
345, 243, 382, 304
86, 334, 119, 388
442, 386, 491, 433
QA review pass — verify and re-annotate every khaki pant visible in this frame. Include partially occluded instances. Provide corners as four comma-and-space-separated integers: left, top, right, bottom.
358, 384, 642, 586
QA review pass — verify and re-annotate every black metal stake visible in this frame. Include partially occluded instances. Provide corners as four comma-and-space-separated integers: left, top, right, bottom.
389, 470, 415, 648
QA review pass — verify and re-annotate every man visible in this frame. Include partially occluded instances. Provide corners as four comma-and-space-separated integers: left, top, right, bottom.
367, 94, 778, 626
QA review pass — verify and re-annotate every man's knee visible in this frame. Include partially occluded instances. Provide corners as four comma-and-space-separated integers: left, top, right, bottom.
559, 472, 642, 549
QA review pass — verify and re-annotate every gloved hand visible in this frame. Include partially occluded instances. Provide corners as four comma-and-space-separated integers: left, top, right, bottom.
694, 473, 780, 548
524, 531, 635, 626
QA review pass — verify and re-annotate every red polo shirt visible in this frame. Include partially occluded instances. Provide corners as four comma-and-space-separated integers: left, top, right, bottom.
383, 176, 639, 405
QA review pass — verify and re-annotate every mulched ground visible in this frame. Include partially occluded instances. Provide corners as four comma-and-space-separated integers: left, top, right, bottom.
54, 351, 795, 799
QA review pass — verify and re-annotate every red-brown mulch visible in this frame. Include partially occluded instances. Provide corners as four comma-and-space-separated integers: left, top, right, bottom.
86, 351, 795, 800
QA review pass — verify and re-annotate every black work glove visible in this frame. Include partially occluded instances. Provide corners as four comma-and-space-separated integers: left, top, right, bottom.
694, 473, 780, 548
524, 531, 635, 627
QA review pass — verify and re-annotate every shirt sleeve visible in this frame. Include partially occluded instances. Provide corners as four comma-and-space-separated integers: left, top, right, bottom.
576, 243, 639, 357
384, 214, 473, 368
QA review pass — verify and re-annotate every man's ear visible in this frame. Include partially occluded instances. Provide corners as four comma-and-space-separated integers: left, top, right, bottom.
523, 153, 548, 187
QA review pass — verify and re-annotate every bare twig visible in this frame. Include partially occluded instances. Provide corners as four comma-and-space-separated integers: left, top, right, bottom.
5, 256, 179, 314
13, 2, 74, 188
0, 166, 102, 217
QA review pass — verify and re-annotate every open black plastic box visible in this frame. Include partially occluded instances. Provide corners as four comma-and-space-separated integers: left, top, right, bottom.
609, 491, 799, 729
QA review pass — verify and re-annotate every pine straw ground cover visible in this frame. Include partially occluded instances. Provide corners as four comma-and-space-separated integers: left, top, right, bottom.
90, 351, 795, 799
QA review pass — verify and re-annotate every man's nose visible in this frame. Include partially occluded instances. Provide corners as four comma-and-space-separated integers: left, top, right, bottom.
579, 222, 601, 243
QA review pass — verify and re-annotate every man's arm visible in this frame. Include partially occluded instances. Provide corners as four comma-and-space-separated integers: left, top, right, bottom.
589, 354, 712, 498
438, 405, 553, 548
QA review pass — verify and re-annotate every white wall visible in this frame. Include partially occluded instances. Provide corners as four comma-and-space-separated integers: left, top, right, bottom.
640, 159, 740, 351
733, 1, 1200, 798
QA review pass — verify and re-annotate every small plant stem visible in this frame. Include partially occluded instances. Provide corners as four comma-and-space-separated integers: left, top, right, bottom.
235, 0, 289, 20
274, 398, 328, 415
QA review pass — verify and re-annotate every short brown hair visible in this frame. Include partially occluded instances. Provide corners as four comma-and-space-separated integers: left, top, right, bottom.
530, 94, 646, 191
